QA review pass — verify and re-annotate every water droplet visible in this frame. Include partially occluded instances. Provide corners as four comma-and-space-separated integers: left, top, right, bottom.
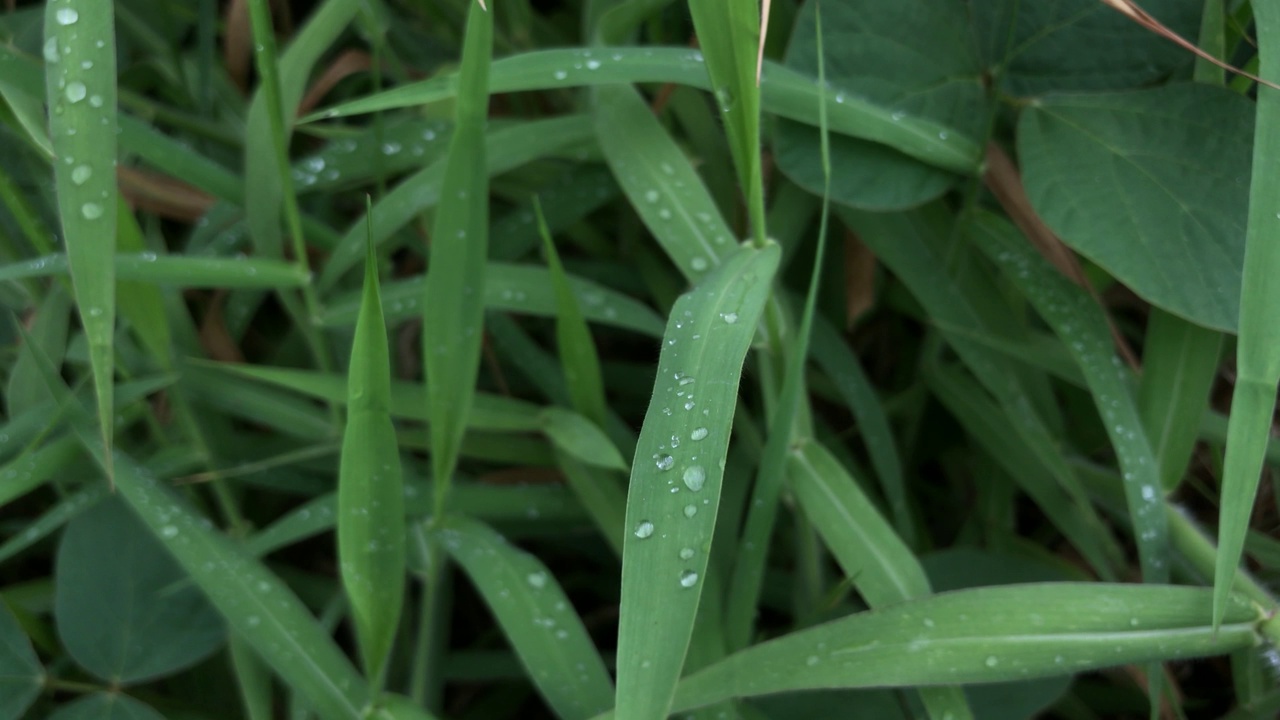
690, 427, 708, 441
586, 59, 601, 70
682, 466, 706, 492
247, 615, 261, 627
684, 401, 695, 411
984, 656, 998, 667
679, 547, 695, 559
88, 95, 103, 108
677, 374, 695, 386
554, 70, 568, 80
160, 525, 179, 539
634, 521, 654, 539
683, 504, 697, 518
1141, 485, 1156, 501
721, 312, 738, 324
80, 202, 103, 220
527, 572, 547, 589
65, 82, 87, 103
691, 256, 708, 271
56, 7, 79, 25
644, 189, 660, 203
656, 455, 675, 471
43, 37, 59, 62
71, 165, 92, 185
381, 142, 402, 155
679, 570, 699, 588
806, 655, 820, 666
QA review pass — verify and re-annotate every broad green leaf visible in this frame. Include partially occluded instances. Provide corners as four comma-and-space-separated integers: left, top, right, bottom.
595, 83, 737, 279
0, 252, 312, 288
424, 0, 492, 514
436, 515, 614, 720
338, 230, 405, 684
55, 497, 225, 684
1216, 2, 1280, 630
305, 49, 980, 175
1018, 83, 1253, 332
616, 240, 780, 720
968, 211, 1168, 581
669, 584, 1260, 713
44, 0, 118, 476
972, 0, 1200, 96
776, 0, 987, 210
0, 597, 42, 720
320, 263, 665, 338
111, 453, 370, 719
46, 693, 165, 720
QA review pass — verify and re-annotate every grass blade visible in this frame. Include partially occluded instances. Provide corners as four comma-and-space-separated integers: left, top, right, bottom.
43, 0, 118, 479
436, 515, 614, 719
0, 252, 312, 288
423, 0, 493, 513
968, 210, 1168, 582
1215, 1, 1280, 629
615, 240, 780, 720
338, 214, 406, 686
669, 584, 1261, 712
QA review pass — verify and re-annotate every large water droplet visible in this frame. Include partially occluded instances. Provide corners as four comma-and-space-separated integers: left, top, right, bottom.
43, 37, 59, 62
690, 427, 708, 441
679, 570, 699, 588
656, 454, 674, 471
683, 504, 697, 518
527, 572, 547, 589
721, 312, 739, 324
634, 521, 654, 539
682, 466, 706, 492
65, 82, 87, 103
56, 7, 79, 25
80, 202, 103, 220
71, 165, 92, 185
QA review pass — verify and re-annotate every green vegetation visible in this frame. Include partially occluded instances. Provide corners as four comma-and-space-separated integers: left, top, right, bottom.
2, 1, 1280, 718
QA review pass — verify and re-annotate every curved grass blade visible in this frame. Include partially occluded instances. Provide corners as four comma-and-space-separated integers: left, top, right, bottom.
43, 0, 118, 480
0, 253, 312, 288
304, 49, 979, 174
423, 0, 493, 514
615, 240, 780, 720
436, 515, 614, 720
338, 219, 405, 686
1215, 1, 1280, 630
687, 0, 765, 244
319, 116, 593, 289
595, 83, 736, 279
968, 210, 1168, 582
668, 584, 1261, 713
540, 407, 627, 471
110, 454, 370, 720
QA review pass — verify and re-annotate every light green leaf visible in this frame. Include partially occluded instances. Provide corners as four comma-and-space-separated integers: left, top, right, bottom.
46, 693, 165, 720
540, 407, 627, 471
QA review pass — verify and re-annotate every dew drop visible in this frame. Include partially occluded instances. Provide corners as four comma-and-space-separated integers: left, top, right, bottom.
56, 7, 79, 25
721, 312, 739, 324
71, 165, 92, 185
644, 189, 660, 203
586, 59, 601, 70
690, 427, 708, 441
984, 656, 998, 667
65, 82, 87, 103
80, 202, 103, 220
554, 70, 568, 80
691, 256, 708, 272
683, 504, 697, 518
679, 547, 695, 560
43, 37, 59, 62
527, 572, 547, 589
682, 466, 706, 492
656, 454, 675, 471
160, 525, 179, 539
679, 570, 699, 588
634, 521, 654, 539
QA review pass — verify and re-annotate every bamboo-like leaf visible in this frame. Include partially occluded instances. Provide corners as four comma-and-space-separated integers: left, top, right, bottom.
436, 515, 614, 720
615, 240, 779, 720
423, 0, 492, 514
337, 221, 405, 685
1216, 1, 1280, 630
43, 0, 118, 478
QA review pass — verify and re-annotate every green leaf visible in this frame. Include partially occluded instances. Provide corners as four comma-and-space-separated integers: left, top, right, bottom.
972, 0, 1200, 96
1018, 83, 1254, 332
337, 225, 406, 685
0, 597, 42, 720
436, 515, 614, 720
46, 693, 165, 720
55, 496, 225, 684
615, 240, 780, 720
0, 253, 313, 288
110, 454, 370, 719
776, 0, 987, 210
423, 0, 492, 513
1216, 1, 1280, 631
670, 584, 1260, 713
43, 0, 119, 477
540, 407, 627, 471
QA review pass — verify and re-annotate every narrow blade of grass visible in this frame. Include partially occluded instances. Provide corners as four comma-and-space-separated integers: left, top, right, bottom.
337, 216, 406, 686
968, 210, 1168, 582
423, 0, 493, 513
0, 252, 312, 289
669, 584, 1261, 713
435, 515, 614, 720
1215, 1, 1280, 630
537, 197, 608, 427
615, 240, 779, 720
43, 0, 118, 479
687, 0, 765, 244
